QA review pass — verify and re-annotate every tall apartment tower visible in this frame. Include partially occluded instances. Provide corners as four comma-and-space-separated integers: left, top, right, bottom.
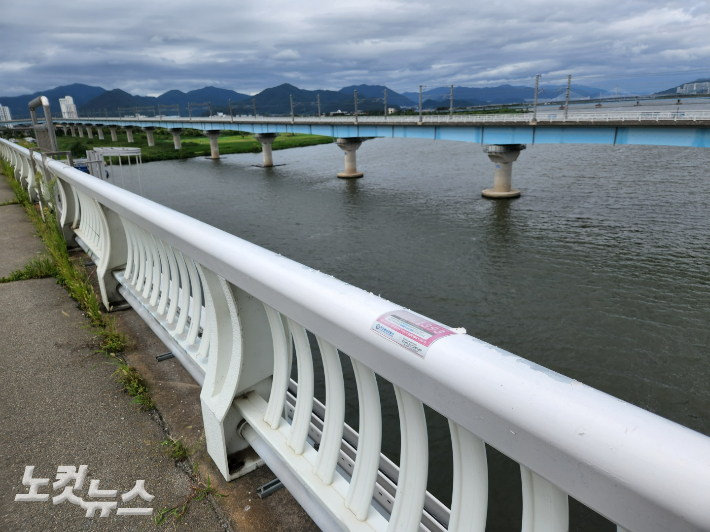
59, 96, 78, 118
0, 104, 11, 121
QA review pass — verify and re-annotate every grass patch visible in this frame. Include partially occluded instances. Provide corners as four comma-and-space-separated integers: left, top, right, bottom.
0, 198, 19, 206
154, 474, 225, 527
56, 129, 334, 163
160, 437, 191, 462
113, 359, 155, 410
0, 256, 58, 283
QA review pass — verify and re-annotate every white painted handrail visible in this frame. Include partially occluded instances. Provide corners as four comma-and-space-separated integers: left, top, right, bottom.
2, 137, 710, 532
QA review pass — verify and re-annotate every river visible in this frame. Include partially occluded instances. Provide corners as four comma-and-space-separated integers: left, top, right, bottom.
130, 138, 709, 531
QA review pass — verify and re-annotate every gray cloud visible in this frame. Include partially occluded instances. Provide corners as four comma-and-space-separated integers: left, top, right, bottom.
1, 0, 709, 96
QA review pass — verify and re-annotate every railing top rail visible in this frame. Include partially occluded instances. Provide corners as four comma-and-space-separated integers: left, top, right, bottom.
2, 137, 709, 531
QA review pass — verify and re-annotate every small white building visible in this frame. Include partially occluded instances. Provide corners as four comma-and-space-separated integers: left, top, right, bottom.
387, 108, 397, 115
0, 104, 11, 121
59, 96, 78, 118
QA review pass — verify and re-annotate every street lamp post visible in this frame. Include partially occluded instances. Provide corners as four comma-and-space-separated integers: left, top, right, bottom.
317, 94, 321, 118
290, 95, 295, 123
450, 85, 454, 118
253, 99, 257, 119
564, 75, 571, 120
419, 85, 424, 124
532, 74, 540, 122
354, 89, 358, 125
384, 89, 387, 119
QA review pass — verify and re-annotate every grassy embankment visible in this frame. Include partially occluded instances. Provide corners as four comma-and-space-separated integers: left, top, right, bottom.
54, 128, 334, 162
0, 159, 154, 409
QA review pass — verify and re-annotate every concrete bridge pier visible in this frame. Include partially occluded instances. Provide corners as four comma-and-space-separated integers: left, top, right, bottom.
169, 129, 182, 149
96, 125, 104, 140
77, 125, 84, 138
204, 130, 221, 159
254, 133, 278, 167
124, 126, 135, 143
336, 137, 364, 178
482, 144, 526, 199
144, 127, 155, 147
85, 125, 94, 139
61, 126, 68, 136
108, 126, 118, 142
70, 126, 76, 137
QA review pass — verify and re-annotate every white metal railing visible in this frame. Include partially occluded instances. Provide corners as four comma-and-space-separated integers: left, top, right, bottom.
9, 109, 710, 127
2, 137, 710, 532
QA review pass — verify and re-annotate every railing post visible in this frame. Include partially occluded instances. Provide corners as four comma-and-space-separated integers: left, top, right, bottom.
198, 269, 274, 481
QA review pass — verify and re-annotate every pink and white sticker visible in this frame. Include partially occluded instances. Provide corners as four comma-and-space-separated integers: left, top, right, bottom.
371, 310, 455, 358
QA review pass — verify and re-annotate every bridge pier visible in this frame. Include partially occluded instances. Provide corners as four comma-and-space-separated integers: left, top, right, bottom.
96, 125, 104, 140
482, 144, 526, 199
62, 126, 68, 136
108, 126, 118, 142
169, 128, 182, 149
77, 125, 84, 138
144, 127, 155, 147
85, 125, 94, 139
124, 126, 135, 143
255, 133, 278, 167
70, 126, 76, 137
204, 130, 220, 159
336, 137, 364, 178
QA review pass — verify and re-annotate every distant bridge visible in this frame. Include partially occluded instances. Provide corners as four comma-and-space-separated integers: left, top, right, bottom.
4, 109, 710, 198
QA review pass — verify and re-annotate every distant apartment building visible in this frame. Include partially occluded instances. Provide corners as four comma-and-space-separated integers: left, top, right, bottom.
59, 96, 78, 118
677, 82, 710, 95
0, 104, 11, 121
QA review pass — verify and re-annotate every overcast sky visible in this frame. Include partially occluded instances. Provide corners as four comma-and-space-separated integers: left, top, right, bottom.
1, 0, 709, 96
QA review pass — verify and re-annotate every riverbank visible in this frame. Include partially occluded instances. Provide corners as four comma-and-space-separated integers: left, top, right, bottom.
52, 129, 334, 163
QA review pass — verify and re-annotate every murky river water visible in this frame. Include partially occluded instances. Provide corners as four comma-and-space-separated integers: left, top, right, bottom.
131, 138, 709, 531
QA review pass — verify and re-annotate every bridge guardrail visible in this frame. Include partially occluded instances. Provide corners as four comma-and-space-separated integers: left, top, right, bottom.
6, 109, 710, 127
2, 137, 709, 532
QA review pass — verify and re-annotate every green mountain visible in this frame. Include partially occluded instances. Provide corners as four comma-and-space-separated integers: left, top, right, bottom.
225, 83, 411, 115
339, 85, 414, 107
0, 84, 106, 119
79, 86, 251, 115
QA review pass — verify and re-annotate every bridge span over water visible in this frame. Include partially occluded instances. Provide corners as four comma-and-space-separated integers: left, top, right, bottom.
5, 109, 710, 198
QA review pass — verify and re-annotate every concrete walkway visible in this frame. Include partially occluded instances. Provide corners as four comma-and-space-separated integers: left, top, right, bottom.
0, 178, 317, 531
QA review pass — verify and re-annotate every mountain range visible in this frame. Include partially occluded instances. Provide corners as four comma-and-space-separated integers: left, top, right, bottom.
3, 78, 700, 119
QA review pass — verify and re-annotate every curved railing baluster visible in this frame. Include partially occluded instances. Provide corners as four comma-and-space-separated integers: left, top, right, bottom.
147, 234, 162, 307
193, 263, 212, 363
313, 336, 345, 485
164, 243, 180, 325
263, 303, 290, 429
184, 256, 203, 348
173, 249, 191, 335
140, 228, 156, 300
134, 226, 149, 292
286, 318, 314, 455
449, 420, 487, 532
155, 238, 170, 314
345, 359, 382, 521
119, 217, 135, 281
520, 465, 569, 532
387, 385, 428, 532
